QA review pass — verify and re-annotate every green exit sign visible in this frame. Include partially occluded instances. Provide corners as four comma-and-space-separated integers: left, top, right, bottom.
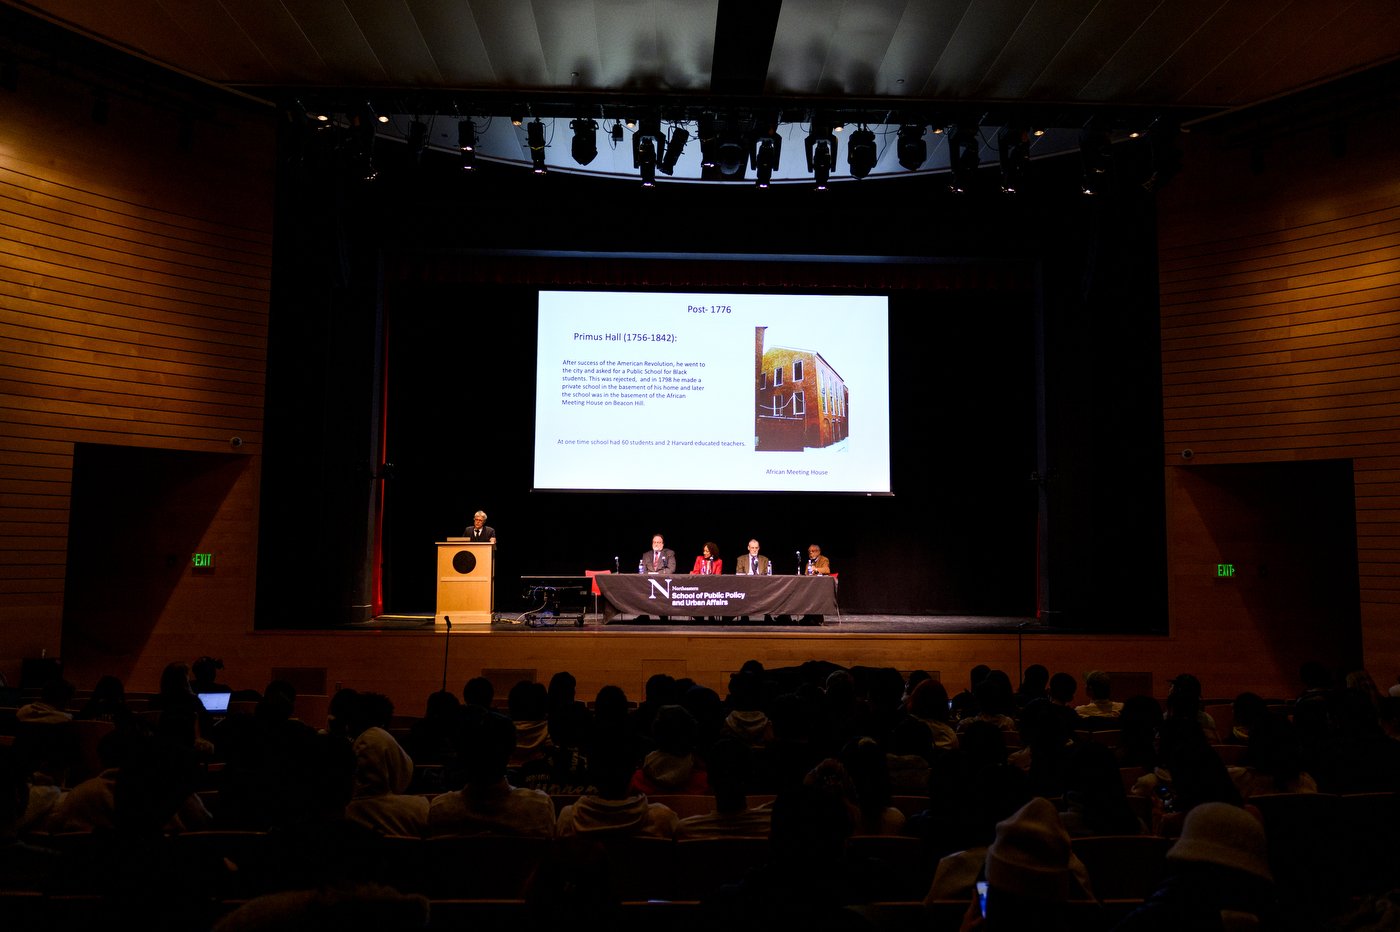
192, 553, 213, 568
1217, 563, 1235, 577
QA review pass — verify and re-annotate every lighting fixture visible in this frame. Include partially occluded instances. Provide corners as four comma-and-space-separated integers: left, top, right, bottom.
697, 115, 718, 168
805, 124, 838, 190
633, 119, 665, 185
610, 121, 624, 144
997, 124, 1029, 193
625, 115, 636, 129
847, 127, 877, 179
715, 126, 746, 176
947, 125, 980, 192
659, 126, 688, 175
527, 120, 547, 173
833, 122, 845, 133
570, 118, 599, 165
751, 131, 781, 188
511, 114, 524, 126
458, 119, 477, 170
896, 125, 926, 170
1078, 117, 1113, 194
1032, 127, 1045, 136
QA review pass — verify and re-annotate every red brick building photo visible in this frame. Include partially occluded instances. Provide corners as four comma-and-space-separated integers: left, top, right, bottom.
754, 326, 849, 452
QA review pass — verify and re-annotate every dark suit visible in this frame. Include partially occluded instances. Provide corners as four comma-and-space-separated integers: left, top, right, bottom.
735, 553, 770, 575
463, 525, 495, 541
641, 549, 676, 573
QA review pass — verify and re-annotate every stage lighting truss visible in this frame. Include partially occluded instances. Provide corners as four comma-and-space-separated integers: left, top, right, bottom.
633, 118, 665, 186
805, 123, 838, 190
847, 126, 877, 179
527, 120, 547, 174
715, 126, 747, 177
997, 124, 1030, 193
659, 126, 689, 175
896, 124, 927, 171
570, 117, 599, 166
1079, 117, 1113, 194
751, 130, 782, 188
947, 124, 981, 193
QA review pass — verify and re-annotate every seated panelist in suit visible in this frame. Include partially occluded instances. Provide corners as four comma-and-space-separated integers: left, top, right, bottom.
642, 535, 676, 574
735, 539, 770, 576
691, 542, 723, 575
464, 510, 496, 543
805, 544, 831, 575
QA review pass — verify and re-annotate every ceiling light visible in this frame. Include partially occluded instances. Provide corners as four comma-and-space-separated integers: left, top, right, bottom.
527, 120, 547, 173
805, 124, 838, 190
571, 118, 599, 165
997, 124, 1029, 193
378, 114, 389, 123
317, 113, 329, 122
659, 126, 688, 175
896, 124, 927, 170
847, 127, 877, 179
947, 125, 980, 193
625, 115, 636, 129
511, 114, 524, 126
1032, 127, 1045, 136
833, 122, 845, 133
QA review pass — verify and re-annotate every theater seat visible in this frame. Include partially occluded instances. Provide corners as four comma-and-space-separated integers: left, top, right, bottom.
648, 794, 715, 819
1070, 835, 1172, 899
591, 835, 678, 901
675, 837, 770, 898
416, 835, 550, 899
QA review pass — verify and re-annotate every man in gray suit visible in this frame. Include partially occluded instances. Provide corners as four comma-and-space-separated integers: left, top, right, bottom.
735, 539, 770, 576
641, 534, 676, 574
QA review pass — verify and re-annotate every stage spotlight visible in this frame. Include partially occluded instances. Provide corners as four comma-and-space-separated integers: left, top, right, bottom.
805, 124, 838, 190
947, 124, 980, 192
407, 119, 428, 162
751, 131, 781, 188
458, 120, 477, 170
997, 124, 1029, 193
896, 125, 927, 170
625, 115, 636, 129
1079, 117, 1113, 194
610, 120, 624, 144
527, 120, 547, 173
697, 114, 718, 168
1032, 127, 1045, 136
637, 137, 657, 186
659, 126, 688, 175
716, 126, 746, 176
833, 121, 845, 133
570, 117, 599, 165
511, 113, 523, 126
847, 127, 877, 179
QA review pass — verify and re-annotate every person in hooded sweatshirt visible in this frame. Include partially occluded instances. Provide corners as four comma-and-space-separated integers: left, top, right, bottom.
676, 738, 771, 839
508, 681, 552, 767
428, 711, 554, 838
719, 672, 773, 746
628, 704, 709, 796
345, 693, 428, 837
557, 726, 678, 839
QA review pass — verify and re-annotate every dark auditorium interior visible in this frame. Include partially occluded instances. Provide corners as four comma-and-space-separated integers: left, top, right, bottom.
2, 2, 1399, 929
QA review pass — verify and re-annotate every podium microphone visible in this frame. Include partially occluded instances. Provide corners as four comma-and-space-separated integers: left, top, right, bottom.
441, 616, 452, 694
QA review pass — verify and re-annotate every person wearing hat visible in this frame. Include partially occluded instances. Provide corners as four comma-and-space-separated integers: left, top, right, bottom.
953, 796, 1094, 931
1110, 802, 1275, 932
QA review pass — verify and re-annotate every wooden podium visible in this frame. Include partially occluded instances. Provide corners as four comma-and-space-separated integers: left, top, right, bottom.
435, 540, 495, 625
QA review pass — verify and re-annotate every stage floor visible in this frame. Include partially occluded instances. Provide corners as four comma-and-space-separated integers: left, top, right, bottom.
358, 613, 1056, 635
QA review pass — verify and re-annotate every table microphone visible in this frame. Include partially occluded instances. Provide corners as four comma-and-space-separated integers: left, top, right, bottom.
614, 556, 619, 573
796, 551, 802, 574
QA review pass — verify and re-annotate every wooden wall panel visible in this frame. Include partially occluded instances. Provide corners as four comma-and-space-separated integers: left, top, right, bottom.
0, 67, 275, 682
1158, 124, 1400, 678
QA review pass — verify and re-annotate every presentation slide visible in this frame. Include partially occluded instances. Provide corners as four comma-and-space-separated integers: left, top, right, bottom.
533, 290, 891, 493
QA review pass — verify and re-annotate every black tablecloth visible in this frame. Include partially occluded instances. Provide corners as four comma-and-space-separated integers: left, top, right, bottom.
596, 574, 837, 623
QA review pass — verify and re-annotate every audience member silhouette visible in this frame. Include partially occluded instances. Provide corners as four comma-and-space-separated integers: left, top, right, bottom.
427, 710, 554, 837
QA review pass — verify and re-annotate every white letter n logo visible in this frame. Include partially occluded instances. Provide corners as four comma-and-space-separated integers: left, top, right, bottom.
648, 578, 670, 600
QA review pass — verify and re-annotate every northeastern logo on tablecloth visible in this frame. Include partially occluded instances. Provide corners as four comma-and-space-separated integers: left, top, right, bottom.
647, 578, 747, 607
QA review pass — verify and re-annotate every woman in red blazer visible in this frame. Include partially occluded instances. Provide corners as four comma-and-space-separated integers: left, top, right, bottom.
691, 542, 722, 575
